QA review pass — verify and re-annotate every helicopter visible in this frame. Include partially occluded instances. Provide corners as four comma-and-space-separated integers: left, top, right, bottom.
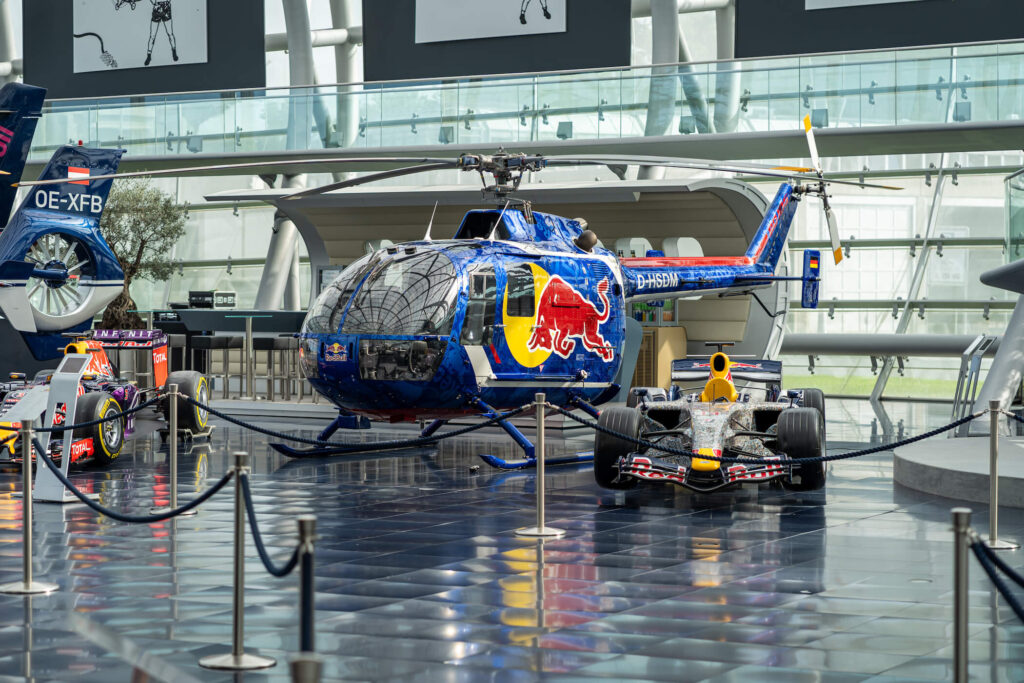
13, 116, 899, 468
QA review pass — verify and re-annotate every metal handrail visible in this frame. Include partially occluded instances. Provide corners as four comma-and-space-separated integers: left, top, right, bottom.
41, 37, 1024, 104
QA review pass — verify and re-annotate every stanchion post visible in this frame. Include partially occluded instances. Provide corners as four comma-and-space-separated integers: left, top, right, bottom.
151, 385, 197, 516
515, 394, 565, 538
170, 384, 178, 509
985, 399, 1019, 550
290, 515, 323, 683
199, 453, 276, 671
951, 507, 971, 683
0, 427, 57, 595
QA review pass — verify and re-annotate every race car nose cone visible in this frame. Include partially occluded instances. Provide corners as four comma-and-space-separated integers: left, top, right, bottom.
691, 447, 722, 471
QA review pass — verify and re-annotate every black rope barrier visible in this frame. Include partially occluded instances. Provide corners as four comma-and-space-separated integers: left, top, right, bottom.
1003, 410, 1024, 425
239, 473, 300, 578
972, 540, 1024, 623
32, 394, 166, 433
975, 538, 1024, 591
548, 404, 984, 465
182, 393, 532, 454
31, 437, 233, 523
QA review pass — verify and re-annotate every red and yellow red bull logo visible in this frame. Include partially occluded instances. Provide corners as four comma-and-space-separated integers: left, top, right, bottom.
502, 263, 614, 367
325, 342, 347, 363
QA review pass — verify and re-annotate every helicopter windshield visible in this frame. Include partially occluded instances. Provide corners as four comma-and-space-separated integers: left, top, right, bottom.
303, 252, 379, 334
341, 251, 460, 336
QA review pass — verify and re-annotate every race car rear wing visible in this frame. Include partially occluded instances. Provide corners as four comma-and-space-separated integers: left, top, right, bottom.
671, 358, 783, 385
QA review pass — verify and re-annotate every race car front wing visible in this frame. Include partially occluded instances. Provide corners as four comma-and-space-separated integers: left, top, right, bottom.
618, 452, 789, 492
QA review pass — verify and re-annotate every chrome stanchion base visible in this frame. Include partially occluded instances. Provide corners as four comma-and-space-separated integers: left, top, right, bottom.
985, 538, 1020, 550
515, 526, 565, 538
148, 505, 198, 516
289, 653, 323, 683
199, 652, 276, 671
0, 581, 58, 595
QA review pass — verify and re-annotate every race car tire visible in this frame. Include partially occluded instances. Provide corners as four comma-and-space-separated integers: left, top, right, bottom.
777, 407, 826, 491
75, 392, 124, 467
626, 387, 667, 408
163, 371, 210, 434
594, 407, 641, 490
799, 388, 826, 443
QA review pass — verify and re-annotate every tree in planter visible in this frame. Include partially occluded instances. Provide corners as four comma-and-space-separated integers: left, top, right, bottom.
98, 178, 187, 329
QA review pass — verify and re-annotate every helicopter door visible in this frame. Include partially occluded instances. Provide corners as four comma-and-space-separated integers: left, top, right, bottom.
460, 266, 498, 383
499, 262, 551, 372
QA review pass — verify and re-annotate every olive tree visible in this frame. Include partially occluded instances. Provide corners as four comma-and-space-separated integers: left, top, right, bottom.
98, 178, 187, 329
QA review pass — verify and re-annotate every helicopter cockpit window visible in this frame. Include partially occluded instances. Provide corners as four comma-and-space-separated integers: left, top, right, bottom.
342, 251, 460, 336
460, 267, 496, 346
505, 264, 535, 318
454, 212, 511, 240
302, 253, 378, 334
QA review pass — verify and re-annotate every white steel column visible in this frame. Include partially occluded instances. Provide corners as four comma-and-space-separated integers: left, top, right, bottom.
639, 0, 679, 180
678, 31, 711, 134
257, 0, 318, 310
713, 2, 740, 133
330, 0, 361, 150
284, 240, 301, 310
0, 0, 14, 84
871, 52, 959, 401
255, 175, 305, 310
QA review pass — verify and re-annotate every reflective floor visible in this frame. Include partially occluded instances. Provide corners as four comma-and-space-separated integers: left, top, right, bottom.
1, 399, 1023, 682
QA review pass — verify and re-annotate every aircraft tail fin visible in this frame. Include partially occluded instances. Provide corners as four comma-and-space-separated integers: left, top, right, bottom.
745, 183, 800, 271
14, 145, 125, 222
0, 83, 46, 228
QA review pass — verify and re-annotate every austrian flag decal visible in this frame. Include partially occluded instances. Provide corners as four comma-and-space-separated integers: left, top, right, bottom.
68, 166, 90, 185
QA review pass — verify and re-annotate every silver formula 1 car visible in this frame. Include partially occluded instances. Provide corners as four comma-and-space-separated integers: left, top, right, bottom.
594, 344, 826, 493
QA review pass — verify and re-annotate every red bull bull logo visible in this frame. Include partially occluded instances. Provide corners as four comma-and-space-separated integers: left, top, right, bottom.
324, 342, 347, 363
527, 277, 613, 362
502, 264, 616, 368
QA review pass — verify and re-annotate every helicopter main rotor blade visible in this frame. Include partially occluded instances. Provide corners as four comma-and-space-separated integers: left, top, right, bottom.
281, 162, 458, 200
547, 153, 814, 174
545, 156, 901, 190
15, 156, 458, 187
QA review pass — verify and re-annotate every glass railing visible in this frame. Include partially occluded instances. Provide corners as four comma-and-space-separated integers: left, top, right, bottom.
30, 39, 1024, 161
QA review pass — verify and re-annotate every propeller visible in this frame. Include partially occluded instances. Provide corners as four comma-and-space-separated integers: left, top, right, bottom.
803, 115, 841, 265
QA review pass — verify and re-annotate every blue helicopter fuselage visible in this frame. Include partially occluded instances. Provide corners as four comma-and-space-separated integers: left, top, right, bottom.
300, 210, 627, 420
298, 182, 803, 422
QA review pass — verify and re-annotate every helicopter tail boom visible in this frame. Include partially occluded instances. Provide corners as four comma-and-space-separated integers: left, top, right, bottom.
619, 183, 801, 301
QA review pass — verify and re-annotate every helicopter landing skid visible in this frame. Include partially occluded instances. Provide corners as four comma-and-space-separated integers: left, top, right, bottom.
478, 450, 594, 470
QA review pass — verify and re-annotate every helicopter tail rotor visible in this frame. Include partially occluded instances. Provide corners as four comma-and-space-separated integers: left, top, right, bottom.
803, 115, 843, 265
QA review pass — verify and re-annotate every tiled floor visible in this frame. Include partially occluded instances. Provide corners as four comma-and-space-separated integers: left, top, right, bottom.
0, 399, 1022, 682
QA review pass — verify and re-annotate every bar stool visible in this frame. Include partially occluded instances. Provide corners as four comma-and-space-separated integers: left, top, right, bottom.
279, 335, 299, 401
253, 336, 292, 401
191, 335, 244, 398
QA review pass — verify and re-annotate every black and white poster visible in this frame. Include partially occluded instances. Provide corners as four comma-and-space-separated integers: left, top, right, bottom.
73, 0, 208, 73
806, 0, 927, 8
414, 0, 567, 44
